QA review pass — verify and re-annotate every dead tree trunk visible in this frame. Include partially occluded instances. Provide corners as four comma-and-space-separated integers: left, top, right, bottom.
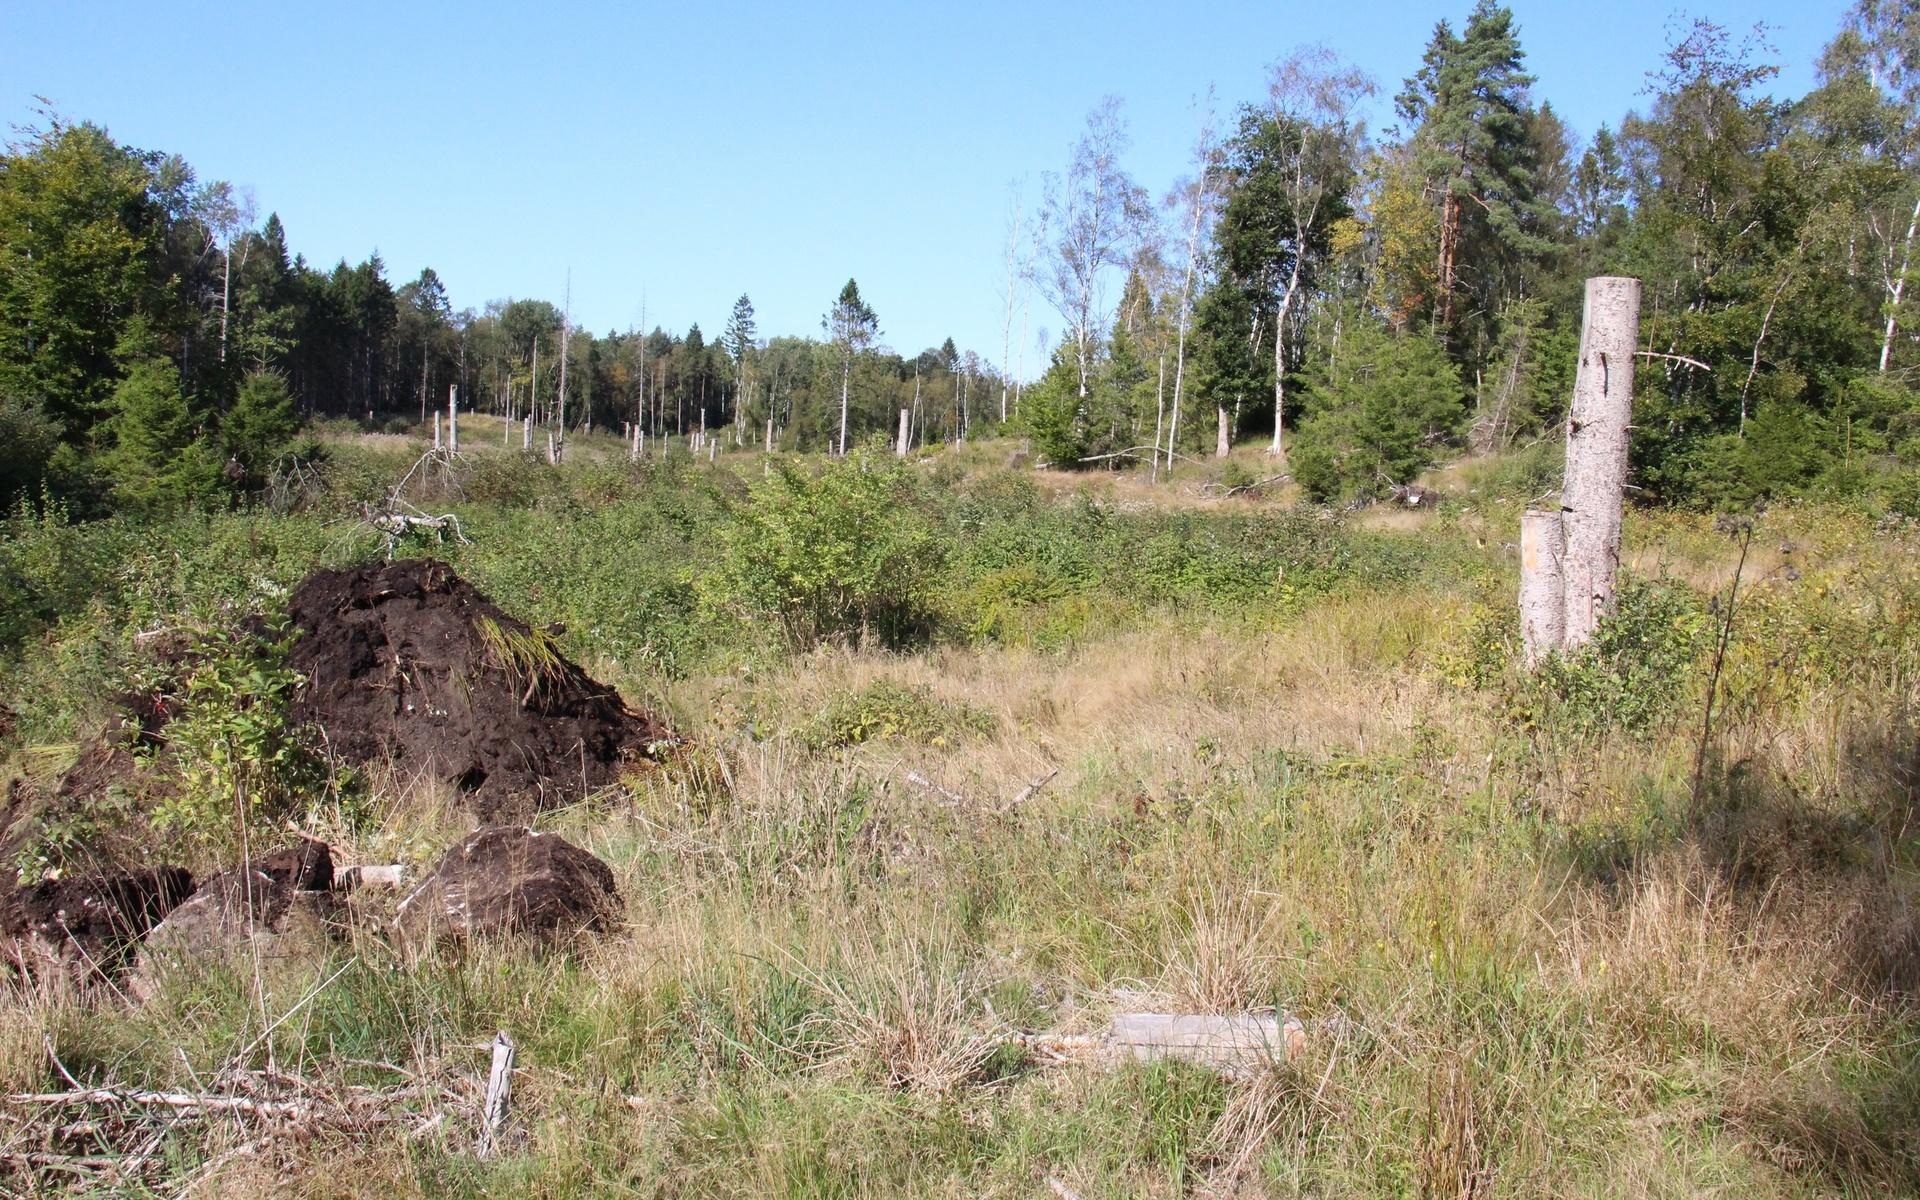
1215, 406, 1231, 458
1519, 508, 1567, 666
897, 407, 910, 458
1560, 276, 1640, 651
447, 385, 458, 454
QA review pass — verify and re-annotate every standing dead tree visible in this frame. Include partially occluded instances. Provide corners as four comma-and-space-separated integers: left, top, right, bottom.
1520, 276, 1641, 663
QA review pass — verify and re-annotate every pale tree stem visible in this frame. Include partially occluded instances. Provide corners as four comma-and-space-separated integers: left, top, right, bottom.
1881, 192, 1920, 372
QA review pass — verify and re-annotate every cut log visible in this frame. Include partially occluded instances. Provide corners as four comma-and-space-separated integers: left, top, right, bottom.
1519, 508, 1567, 666
1106, 1012, 1305, 1072
1561, 276, 1640, 650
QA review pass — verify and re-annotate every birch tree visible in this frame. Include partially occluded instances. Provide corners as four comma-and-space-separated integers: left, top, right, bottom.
193, 180, 256, 365
999, 180, 1027, 423
1165, 103, 1220, 476
1255, 48, 1372, 455
1038, 97, 1149, 401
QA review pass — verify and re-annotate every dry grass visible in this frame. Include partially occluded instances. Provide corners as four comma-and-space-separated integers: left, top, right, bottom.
3, 493, 1916, 1197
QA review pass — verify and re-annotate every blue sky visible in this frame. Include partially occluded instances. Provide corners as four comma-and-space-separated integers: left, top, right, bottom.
6, 0, 1849, 366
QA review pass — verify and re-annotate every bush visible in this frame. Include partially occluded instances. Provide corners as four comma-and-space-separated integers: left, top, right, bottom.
146, 617, 342, 857
803, 680, 995, 750
1292, 320, 1465, 503
1456, 576, 1710, 737
1021, 355, 1089, 468
707, 452, 943, 649
0, 393, 61, 507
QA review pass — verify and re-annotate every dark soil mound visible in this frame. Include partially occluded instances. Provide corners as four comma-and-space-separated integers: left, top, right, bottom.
285, 559, 670, 819
1, 866, 194, 981
395, 825, 619, 947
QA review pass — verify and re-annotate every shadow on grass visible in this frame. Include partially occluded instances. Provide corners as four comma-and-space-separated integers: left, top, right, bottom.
1557, 715, 1920, 1190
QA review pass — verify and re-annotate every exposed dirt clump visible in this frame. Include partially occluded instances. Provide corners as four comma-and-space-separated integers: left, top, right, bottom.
285, 559, 671, 820
395, 825, 619, 948
0, 866, 195, 982
132, 841, 341, 997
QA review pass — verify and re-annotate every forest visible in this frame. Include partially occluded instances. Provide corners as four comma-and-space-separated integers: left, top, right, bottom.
5, 5, 1919, 515
0, 3, 1919, 1197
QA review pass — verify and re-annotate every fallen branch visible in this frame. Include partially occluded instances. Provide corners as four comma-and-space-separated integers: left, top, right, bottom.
905, 771, 969, 807
1005, 769, 1059, 810
1199, 472, 1290, 499
1015, 1011, 1309, 1077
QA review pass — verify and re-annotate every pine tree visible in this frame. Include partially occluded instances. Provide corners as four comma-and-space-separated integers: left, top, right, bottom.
823, 279, 879, 455
103, 359, 220, 509
1396, 1, 1553, 339
223, 369, 300, 485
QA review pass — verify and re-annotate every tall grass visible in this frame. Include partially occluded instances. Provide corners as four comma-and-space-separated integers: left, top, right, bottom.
0, 441, 1915, 1195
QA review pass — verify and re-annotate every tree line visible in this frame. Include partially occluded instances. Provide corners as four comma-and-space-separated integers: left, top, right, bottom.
4, 1, 1919, 513
1018, 2, 1920, 507
0, 116, 1004, 509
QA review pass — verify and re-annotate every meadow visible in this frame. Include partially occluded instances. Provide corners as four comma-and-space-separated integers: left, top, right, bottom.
0, 421, 1915, 1198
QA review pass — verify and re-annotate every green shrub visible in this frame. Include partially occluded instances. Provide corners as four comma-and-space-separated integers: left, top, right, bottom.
803, 680, 995, 750
1292, 319, 1465, 503
1462, 577, 1711, 737
1021, 355, 1089, 468
147, 617, 342, 856
707, 452, 943, 649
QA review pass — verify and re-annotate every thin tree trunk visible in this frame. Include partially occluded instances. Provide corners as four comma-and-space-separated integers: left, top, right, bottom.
447, 385, 457, 453
1270, 261, 1300, 456
1151, 354, 1165, 486
1216, 405, 1231, 458
897, 407, 910, 457
1882, 192, 1920, 372
838, 356, 851, 456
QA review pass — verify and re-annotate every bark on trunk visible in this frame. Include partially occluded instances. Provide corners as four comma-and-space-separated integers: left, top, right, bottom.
897, 407, 910, 458
1519, 508, 1567, 666
1215, 406, 1231, 458
1560, 276, 1641, 651
446, 386, 458, 454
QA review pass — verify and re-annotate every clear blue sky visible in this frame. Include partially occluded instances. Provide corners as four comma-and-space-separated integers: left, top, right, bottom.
6, 0, 1848, 367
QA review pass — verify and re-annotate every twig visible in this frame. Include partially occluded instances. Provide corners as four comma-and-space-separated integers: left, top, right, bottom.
1692, 520, 1755, 803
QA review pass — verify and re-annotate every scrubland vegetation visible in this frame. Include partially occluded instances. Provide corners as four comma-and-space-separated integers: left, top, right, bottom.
7, 0, 1920, 1193
0, 418, 1914, 1197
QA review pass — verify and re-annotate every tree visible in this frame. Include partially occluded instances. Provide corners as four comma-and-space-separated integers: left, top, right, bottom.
1819, 0, 1920, 370
1039, 97, 1150, 400
1290, 313, 1465, 501
723, 293, 757, 435
222, 369, 300, 486
823, 279, 879, 455
1229, 48, 1373, 455
1396, 1, 1553, 339
0, 117, 164, 437
193, 180, 255, 366
102, 358, 219, 509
